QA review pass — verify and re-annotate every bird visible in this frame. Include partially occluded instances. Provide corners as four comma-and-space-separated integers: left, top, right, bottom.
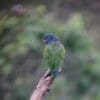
43, 33, 65, 77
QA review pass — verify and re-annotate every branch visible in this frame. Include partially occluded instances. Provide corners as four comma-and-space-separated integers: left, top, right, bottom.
30, 68, 61, 100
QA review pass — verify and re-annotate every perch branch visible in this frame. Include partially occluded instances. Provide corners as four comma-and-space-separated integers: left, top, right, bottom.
30, 68, 61, 100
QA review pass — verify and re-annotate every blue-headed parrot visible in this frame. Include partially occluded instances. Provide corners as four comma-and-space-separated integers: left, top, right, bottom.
43, 33, 65, 77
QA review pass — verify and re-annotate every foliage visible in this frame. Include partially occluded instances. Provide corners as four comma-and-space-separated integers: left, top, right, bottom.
0, 4, 100, 100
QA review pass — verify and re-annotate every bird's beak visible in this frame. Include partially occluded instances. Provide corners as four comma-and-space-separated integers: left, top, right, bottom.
43, 39, 46, 44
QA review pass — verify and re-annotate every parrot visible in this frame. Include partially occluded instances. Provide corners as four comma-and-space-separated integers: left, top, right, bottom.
43, 33, 65, 77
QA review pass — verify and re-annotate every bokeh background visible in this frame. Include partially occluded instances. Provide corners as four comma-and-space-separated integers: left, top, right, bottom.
0, 0, 100, 100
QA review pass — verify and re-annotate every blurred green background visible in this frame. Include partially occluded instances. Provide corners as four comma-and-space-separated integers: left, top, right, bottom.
0, 0, 100, 100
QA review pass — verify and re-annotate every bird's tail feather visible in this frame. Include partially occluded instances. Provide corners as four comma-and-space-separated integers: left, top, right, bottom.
51, 69, 59, 77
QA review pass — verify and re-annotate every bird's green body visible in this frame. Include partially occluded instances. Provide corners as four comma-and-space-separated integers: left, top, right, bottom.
44, 41, 65, 75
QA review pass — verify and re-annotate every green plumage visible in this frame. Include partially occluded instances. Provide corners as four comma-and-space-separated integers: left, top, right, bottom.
44, 41, 65, 73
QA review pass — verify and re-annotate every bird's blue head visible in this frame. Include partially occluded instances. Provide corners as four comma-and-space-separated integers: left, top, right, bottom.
43, 34, 59, 44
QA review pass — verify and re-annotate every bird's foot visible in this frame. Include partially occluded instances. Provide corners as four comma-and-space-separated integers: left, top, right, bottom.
44, 68, 52, 78
58, 67, 62, 72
